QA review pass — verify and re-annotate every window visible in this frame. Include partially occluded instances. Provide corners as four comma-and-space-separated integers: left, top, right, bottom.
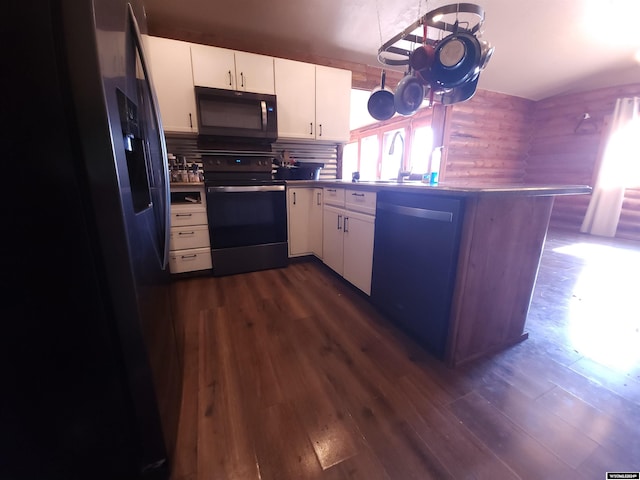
342, 142, 358, 180
359, 135, 379, 181
381, 128, 405, 181
344, 89, 437, 181
411, 126, 434, 175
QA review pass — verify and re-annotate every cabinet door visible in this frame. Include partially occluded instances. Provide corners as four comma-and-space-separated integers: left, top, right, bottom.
315, 65, 352, 142
322, 205, 345, 275
191, 44, 236, 90
287, 188, 313, 257
274, 58, 316, 139
343, 212, 375, 295
145, 36, 197, 133
309, 188, 324, 258
234, 51, 275, 94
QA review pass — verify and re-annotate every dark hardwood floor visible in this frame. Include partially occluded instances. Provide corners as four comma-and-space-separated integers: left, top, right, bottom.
169, 228, 640, 480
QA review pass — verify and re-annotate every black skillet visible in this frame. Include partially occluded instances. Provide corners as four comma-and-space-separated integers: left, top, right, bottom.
430, 30, 481, 89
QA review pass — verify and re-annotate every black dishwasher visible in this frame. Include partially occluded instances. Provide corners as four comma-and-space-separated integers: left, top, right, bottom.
371, 191, 465, 358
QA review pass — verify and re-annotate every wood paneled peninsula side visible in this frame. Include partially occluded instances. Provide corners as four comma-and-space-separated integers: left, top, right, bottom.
287, 180, 591, 366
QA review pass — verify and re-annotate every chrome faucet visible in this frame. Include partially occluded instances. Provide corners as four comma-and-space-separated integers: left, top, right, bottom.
388, 131, 407, 183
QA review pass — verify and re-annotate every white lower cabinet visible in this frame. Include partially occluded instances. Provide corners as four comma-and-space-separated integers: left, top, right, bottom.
169, 185, 211, 274
309, 188, 323, 258
322, 188, 376, 295
322, 205, 344, 274
288, 187, 323, 258
342, 212, 375, 294
169, 247, 212, 274
286, 185, 375, 294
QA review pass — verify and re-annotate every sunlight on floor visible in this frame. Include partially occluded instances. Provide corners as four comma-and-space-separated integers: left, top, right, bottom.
553, 242, 640, 371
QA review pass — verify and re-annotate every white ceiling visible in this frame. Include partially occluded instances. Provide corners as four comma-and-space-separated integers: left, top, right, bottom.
144, 0, 640, 100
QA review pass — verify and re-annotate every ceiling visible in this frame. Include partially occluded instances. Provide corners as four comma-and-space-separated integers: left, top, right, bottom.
144, 0, 640, 101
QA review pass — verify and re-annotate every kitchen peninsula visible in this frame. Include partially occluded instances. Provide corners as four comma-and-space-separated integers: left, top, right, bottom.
287, 180, 591, 366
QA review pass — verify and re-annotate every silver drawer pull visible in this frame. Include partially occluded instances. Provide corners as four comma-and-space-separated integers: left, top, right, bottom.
178, 231, 195, 235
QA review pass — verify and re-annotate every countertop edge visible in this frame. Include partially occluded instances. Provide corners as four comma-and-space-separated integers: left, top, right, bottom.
285, 180, 592, 197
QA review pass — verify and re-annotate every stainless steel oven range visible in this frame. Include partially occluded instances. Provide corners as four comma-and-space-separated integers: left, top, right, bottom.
202, 151, 287, 276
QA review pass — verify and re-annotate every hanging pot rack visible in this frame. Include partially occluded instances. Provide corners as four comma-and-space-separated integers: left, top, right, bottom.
377, 3, 486, 66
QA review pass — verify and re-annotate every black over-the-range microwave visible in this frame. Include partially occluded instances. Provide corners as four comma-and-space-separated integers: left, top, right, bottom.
195, 86, 278, 142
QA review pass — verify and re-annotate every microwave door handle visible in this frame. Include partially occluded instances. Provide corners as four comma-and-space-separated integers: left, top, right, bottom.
261, 101, 267, 129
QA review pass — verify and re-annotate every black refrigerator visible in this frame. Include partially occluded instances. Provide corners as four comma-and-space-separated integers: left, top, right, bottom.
1, 1, 182, 479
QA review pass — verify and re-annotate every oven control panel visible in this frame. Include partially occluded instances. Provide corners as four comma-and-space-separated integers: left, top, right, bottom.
202, 155, 275, 173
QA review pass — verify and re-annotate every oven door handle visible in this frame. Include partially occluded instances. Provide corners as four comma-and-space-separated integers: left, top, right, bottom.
207, 185, 285, 193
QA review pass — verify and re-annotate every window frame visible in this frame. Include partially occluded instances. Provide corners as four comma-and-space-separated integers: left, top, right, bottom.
346, 99, 437, 181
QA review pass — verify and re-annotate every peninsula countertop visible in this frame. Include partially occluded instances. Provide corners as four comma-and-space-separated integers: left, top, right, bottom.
285, 180, 592, 197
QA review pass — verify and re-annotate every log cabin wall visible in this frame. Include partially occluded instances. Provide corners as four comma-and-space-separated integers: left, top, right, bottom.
441, 90, 534, 185
524, 83, 640, 240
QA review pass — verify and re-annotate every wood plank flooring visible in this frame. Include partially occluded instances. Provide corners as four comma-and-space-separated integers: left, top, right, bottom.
169, 229, 640, 480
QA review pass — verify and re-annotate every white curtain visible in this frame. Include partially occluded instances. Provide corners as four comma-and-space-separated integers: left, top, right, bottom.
581, 97, 640, 237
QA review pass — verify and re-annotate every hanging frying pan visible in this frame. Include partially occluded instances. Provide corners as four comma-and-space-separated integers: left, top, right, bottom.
410, 23, 435, 85
478, 38, 495, 71
394, 69, 424, 116
441, 72, 480, 105
430, 31, 481, 89
367, 70, 396, 121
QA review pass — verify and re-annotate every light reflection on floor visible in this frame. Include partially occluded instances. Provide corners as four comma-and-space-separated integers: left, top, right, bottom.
553, 241, 640, 371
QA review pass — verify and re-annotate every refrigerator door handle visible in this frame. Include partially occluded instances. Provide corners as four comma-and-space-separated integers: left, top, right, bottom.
127, 3, 171, 270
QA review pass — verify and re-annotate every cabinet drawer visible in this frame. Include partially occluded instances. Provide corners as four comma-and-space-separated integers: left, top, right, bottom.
323, 187, 345, 207
170, 209, 208, 227
346, 189, 376, 215
169, 247, 212, 274
170, 225, 210, 250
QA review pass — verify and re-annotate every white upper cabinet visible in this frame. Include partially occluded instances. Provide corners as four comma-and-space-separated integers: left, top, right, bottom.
191, 44, 275, 94
145, 36, 197, 133
274, 58, 316, 140
191, 44, 235, 90
235, 51, 275, 94
315, 65, 352, 143
144, 36, 350, 138
274, 58, 352, 142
